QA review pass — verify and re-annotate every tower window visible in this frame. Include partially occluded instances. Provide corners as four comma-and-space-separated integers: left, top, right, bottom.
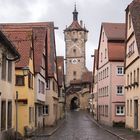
73, 49, 76, 53
73, 71, 76, 76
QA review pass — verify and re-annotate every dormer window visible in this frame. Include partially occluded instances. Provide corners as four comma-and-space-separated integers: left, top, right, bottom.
127, 41, 134, 57
73, 49, 76, 56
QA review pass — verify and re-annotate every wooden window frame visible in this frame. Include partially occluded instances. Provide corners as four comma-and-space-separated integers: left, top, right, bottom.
16, 75, 25, 86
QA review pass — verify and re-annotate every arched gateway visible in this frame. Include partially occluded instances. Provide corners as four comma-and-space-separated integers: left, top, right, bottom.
64, 5, 92, 110
70, 96, 79, 110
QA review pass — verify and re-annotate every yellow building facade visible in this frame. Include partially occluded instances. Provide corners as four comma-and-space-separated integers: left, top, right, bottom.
2, 29, 35, 135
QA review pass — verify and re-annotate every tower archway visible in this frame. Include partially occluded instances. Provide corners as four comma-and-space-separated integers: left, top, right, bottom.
70, 96, 79, 110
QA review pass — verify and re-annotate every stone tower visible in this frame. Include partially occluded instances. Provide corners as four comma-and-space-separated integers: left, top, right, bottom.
64, 5, 88, 87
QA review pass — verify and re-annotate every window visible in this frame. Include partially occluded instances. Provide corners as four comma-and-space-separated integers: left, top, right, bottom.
46, 79, 50, 89
107, 67, 109, 77
127, 74, 129, 85
117, 86, 123, 95
116, 106, 125, 116
8, 61, 12, 82
117, 67, 124, 75
38, 80, 45, 94
73, 71, 76, 76
137, 68, 139, 84
43, 105, 49, 115
16, 75, 24, 86
1, 101, 6, 130
105, 69, 106, 78
7, 101, 12, 129
29, 107, 34, 123
134, 70, 136, 82
105, 48, 107, 58
28, 72, 33, 88
1, 54, 6, 80
130, 72, 132, 84
73, 49, 76, 53
105, 105, 108, 117
103, 70, 104, 79
130, 100, 132, 116
38, 106, 43, 117
101, 71, 102, 80
128, 41, 134, 57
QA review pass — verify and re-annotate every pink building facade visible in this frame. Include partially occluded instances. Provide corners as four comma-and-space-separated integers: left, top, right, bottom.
97, 23, 125, 126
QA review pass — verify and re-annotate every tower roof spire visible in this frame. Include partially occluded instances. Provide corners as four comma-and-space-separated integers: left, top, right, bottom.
73, 3, 78, 21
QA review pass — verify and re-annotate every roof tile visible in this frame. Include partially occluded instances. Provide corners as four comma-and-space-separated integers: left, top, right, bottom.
102, 22, 125, 40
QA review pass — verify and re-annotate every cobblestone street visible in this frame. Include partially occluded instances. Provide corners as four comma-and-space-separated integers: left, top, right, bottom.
32, 111, 118, 140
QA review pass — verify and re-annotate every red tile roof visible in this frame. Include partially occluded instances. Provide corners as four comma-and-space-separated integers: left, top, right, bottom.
70, 71, 92, 85
0, 22, 57, 78
33, 27, 47, 73
64, 21, 88, 32
0, 31, 20, 59
108, 42, 125, 61
57, 56, 64, 87
93, 49, 98, 81
70, 79, 82, 85
127, 0, 140, 54
82, 71, 92, 83
1, 29, 32, 68
98, 23, 125, 62
102, 23, 125, 40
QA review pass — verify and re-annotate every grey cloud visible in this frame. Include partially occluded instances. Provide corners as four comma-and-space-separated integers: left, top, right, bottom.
0, 0, 133, 70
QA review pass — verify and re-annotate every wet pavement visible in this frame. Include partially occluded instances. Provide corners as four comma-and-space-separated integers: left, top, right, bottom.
32, 110, 118, 140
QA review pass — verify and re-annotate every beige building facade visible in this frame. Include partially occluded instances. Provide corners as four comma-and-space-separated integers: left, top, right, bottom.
125, 0, 140, 131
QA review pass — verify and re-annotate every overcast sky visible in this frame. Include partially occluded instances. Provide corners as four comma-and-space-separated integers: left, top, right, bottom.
0, 0, 132, 70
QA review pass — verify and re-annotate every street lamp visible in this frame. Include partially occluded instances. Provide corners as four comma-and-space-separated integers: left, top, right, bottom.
22, 66, 29, 76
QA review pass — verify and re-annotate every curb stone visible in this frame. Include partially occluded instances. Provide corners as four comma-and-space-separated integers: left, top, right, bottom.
86, 114, 127, 140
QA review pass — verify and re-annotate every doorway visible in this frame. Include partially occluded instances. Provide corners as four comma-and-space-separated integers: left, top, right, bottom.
134, 100, 138, 129
70, 97, 79, 110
